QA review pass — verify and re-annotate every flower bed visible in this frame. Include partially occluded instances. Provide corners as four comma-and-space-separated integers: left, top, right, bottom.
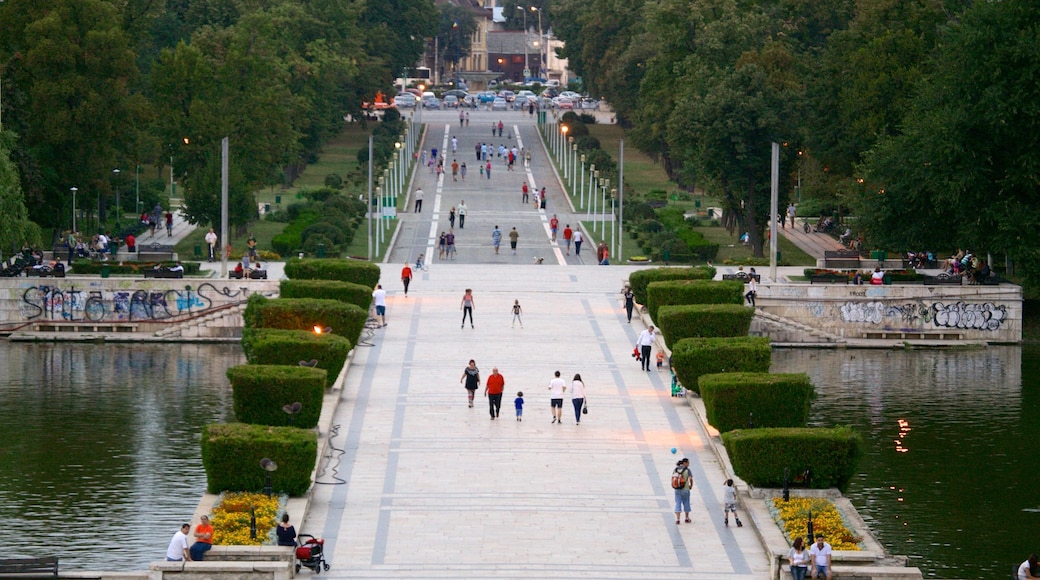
211, 492, 282, 545
770, 497, 862, 550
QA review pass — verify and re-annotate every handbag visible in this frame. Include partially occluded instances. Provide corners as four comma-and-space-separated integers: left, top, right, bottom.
582, 401, 588, 415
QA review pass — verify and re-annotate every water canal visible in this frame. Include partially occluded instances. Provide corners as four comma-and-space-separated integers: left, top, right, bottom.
0, 342, 1034, 577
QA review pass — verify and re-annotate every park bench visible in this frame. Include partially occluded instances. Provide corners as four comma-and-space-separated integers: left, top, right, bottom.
144, 269, 184, 279
229, 270, 268, 280
823, 249, 861, 269
25, 266, 65, 278
721, 272, 761, 283
923, 273, 962, 286
0, 556, 59, 578
138, 243, 176, 263
810, 273, 849, 284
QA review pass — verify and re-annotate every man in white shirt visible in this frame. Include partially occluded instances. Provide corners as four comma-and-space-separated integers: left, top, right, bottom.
809, 534, 832, 580
205, 228, 218, 261
457, 201, 468, 229
636, 326, 656, 372
547, 371, 567, 424
372, 284, 387, 327
166, 523, 191, 561
414, 188, 424, 213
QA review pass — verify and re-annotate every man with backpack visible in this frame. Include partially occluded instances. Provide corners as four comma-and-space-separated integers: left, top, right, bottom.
672, 458, 693, 524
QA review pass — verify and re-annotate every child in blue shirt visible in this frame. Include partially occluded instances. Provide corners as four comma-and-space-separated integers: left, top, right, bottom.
514, 391, 524, 422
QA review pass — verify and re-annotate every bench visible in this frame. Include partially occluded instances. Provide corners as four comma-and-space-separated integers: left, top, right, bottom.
26, 267, 65, 278
923, 273, 962, 286
0, 557, 59, 577
810, 273, 849, 284
823, 250, 861, 270
139, 251, 176, 262
144, 269, 184, 279
229, 270, 268, 280
721, 272, 761, 283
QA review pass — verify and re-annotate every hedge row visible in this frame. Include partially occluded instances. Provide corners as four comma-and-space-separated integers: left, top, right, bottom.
241, 328, 352, 377
280, 279, 373, 310
671, 336, 771, 394
656, 304, 753, 347
721, 426, 863, 491
628, 266, 716, 305
699, 372, 814, 433
227, 365, 327, 429
201, 423, 317, 496
244, 295, 367, 345
71, 259, 201, 275
284, 258, 381, 288
646, 279, 744, 322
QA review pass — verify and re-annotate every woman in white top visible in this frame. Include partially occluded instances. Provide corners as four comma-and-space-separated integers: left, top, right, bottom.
871, 267, 885, 285
786, 536, 811, 580
570, 374, 587, 425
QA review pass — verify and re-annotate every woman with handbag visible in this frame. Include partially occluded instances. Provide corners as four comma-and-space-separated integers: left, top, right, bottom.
570, 374, 587, 425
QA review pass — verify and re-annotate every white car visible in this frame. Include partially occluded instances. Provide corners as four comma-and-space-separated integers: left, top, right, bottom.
394, 94, 416, 108
491, 97, 508, 111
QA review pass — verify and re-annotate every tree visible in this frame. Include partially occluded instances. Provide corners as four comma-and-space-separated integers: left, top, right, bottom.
435, 5, 478, 84
0, 131, 43, 253
500, 0, 551, 33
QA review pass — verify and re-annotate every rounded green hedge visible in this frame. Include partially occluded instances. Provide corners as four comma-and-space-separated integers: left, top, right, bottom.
279, 279, 373, 310
657, 304, 753, 346
284, 258, 380, 287
671, 336, 771, 394
227, 365, 327, 428
721, 426, 863, 491
646, 279, 743, 322
628, 266, 716, 305
243, 295, 367, 344
201, 423, 318, 496
241, 328, 352, 378
699, 372, 814, 433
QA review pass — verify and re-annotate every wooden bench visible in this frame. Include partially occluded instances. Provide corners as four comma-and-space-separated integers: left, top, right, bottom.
923, 273, 962, 286
25, 266, 65, 278
721, 272, 761, 282
823, 250, 861, 269
810, 273, 849, 284
144, 269, 184, 279
0, 556, 59, 577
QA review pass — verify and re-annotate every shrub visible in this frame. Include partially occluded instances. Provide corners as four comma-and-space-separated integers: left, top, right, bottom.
699, 372, 814, 433
284, 258, 381, 287
243, 295, 367, 344
628, 266, 716, 305
201, 423, 317, 496
227, 365, 327, 428
71, 260, 201, 275
576, 135, 601, 151
324, 174, 343, 189
241, 328, 352, 377
656, 304, 753, 346
671, 336, 771, 394
303, 233, 336, 255
301, 222, 347, 245
646, 280, 744, 322
279, 279, 372, 309
721, 426, 863, 491
578, 113, 597, 125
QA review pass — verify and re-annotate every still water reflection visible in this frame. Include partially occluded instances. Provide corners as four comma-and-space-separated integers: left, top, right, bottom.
772, 346, 1040, 579
0, 342, 242, 570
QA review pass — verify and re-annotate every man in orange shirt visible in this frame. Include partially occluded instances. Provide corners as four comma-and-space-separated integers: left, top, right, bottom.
484, 367, 505, 420
189, 515, 214, 560
401, 263, 413, 296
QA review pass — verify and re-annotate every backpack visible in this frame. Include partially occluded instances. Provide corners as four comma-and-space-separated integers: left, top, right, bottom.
671, 468, 688, 489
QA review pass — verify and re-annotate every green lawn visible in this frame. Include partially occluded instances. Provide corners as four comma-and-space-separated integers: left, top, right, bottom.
174, 219, 288, 260
696, 225, 815, 266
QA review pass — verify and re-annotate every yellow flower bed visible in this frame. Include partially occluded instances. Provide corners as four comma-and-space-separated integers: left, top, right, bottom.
211, 492, 281, 546
771, 497, 862, 551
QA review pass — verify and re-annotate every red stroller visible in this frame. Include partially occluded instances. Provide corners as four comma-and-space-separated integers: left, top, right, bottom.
294, 534, 330, 574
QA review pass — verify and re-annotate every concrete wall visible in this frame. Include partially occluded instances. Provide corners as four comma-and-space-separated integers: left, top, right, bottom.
755, 282, 1022, 343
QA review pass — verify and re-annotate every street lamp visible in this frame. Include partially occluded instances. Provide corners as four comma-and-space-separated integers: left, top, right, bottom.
260, 458, 278, 497
560, 125, 569, 173
112, 169, 121, 229
522, 7, 529, 76
70, 187, 78, 232
579, 155, 586, 207
530, 7, 542, 77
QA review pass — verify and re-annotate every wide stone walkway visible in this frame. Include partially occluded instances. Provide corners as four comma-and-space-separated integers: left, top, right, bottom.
298, 109, 770, 578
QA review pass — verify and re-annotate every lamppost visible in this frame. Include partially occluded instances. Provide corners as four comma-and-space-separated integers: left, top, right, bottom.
589, 170, 599, 222
112, 168, 121, 229
70, 187, 78, 232
579, 155, 586, 207
530, 7, 542, 77
560, 125, 569, 173
135, 165, 141, 215
522, 7, 529, 77
586, 164, 595, 212
260, 458, 278, 497
570, 140, 577, 189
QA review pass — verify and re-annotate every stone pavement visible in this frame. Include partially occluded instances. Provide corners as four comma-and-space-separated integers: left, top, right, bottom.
295, 110, 770, 579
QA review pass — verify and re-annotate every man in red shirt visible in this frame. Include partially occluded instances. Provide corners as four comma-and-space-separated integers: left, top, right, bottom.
401, 263, 413, 296
521, 182, 529, 204
562, 225, 573, 255
484, 367, 505, 419
549, 215, 559, 242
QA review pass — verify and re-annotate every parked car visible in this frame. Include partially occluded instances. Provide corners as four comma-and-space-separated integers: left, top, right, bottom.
394, 94, 417, 108
478, 91, 497, 104
423, 97, 441, 109
555, 97, 574, 110
462, 95, 479, 108
498, 90, 516, 102
491, 97, 508, 111
443, 95, 460, 108
443, 89, 468, 100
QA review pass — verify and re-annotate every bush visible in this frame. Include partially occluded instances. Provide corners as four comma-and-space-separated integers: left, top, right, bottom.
301, 222, 347, 245
671, 336, 771, 394
243, 295, 367, 344
201, 423, 317, 496
576, 135, 601, 151
285, 258, 381, 287
70, 260, 201, 275
699, 372, 814, 433
656, 304, 753, 346
303, 233, 336, 255
241, 328, 352, 377
627, 266, 716, 305
721, 426, 863, 491
227, 365, 327, 428
646, 280, 744, 322
279, 279, 373, 309
324, 174, 343, 189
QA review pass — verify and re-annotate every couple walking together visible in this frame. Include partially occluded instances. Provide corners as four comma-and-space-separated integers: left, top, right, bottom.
548, 370, 587, 425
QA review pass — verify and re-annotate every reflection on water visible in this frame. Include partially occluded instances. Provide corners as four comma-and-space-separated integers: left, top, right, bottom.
772, 346, 1040, 579
0, 342, 242, 570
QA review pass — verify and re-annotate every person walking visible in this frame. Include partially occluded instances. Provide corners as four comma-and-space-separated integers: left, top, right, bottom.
457, 201, 468, 229
722, 478, 743, 526
497, 120, 504, 137
460, 162, 467, 181
491, 226, 502, 255
809, 534, 833, 580
511, 299, 523, 328
786, 537, 811, 580
539, 187, 547, 209
372, 284, 387, 327
508, 227, 519, 255
573, 229, 584, 256
549, 215, 559, 242
484, 367, 505, 419
745, 268, 758, 306
449, 206, 456, 229
438, 231, 447, 259
521, 182, 529, 204
446, 229, 456, 259
485, 160, 492, 179
787, 203, 797, 230
413, 187, 424, 212
563, 225, 573, 255
548, 371, 567, 424
460, 359, 480, 408
460, 288, 475, 328
623, 285, 635, 322
636, 326, 656, 371
205, 228, 217, 261
570, 373, 587, 425
672, 458, 693, 524
514, 391, 524, 421
475, 143, 482, 160
451, 159, 459, 181
459, 110, 465, 127
401, 262, 413, 296
451, 135, 458, 153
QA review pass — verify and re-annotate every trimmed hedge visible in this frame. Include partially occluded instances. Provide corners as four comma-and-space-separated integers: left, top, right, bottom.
646, 279, 744, 322
241, 328, 352, 377
280, 279, 373, 310
243, 295, 367, 344
71, 259, 201, 275
227, 365, 327, 428
657, 304, 753, 346
699, 372, 814, 433
628, 266, 716, 305
201, 423, 318, 496
284, 258, 380, 287
671, 336, 771, 394
721, 426, 863, 491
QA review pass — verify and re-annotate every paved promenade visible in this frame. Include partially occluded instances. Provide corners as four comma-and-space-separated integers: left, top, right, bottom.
297, 110, 770, 579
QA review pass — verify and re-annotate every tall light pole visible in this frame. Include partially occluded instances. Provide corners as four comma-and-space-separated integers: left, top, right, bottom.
70, 187, 78, 233
522, 7, 529, 77
112, 168, 121, 229
531, 7, 542, 77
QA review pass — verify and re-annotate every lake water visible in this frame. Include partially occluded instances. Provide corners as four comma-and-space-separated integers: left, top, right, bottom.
1, 342, 1033, 577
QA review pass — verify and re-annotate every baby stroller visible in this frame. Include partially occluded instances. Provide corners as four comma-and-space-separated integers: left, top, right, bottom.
294, 534, 330, 574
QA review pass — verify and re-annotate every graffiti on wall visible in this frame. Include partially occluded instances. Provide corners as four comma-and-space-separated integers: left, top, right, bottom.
838, 300, 1007, 331
21, 283, 248, 322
